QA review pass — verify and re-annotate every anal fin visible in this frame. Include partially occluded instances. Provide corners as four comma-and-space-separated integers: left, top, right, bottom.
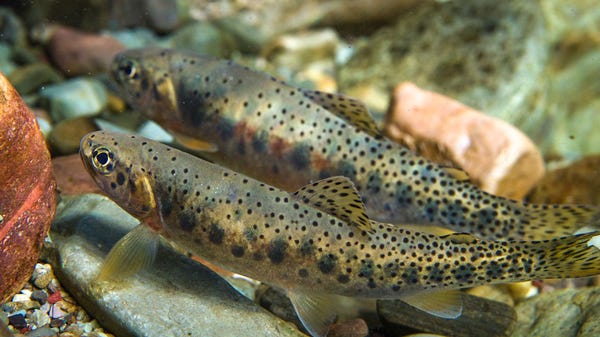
400, 290, 463, 319
288, 291, 341, 337
292, 176, 373, 234
96, 224, 159, 282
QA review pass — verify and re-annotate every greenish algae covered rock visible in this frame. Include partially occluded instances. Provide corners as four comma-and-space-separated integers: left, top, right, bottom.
513, 287, 600, 337
339, 0, 548, 128
49, 194, 306, 337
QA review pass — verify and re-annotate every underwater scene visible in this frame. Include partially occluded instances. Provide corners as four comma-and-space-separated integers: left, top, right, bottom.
1, 1, 599, 336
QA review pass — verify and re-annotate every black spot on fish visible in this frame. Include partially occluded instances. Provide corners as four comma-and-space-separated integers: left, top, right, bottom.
177, 81, 207, 127
367, 279, 377, 289
298, 269, 309, 278
253, 253, 264, 261
289, 144, 311, 170
337, 274, 350, 284
116, 172, 125, 185
231, 245, 245, 257
160, 198, 172, 217
485, 261, 504, 278
268, 237, 287, 264
216, 119, 235, 140
243, 227, 258, 242
359, 259, 374, 278
366, 171, 382, 194
299, 239, 314, 256
251, 130, 269, 153
453, 263, 476, 282
208, 223, 225, 244
179, 212, 196, 232
427, 265, 444, 282
141, 78, 149, 90
384, 262, 399, 277
336, 160, 356, 180
318, 254, 337, 274
401, 267, 419, 284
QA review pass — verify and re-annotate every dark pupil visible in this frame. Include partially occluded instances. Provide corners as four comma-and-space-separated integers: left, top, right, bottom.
96, 152, 109, 165
120, 62, 135, 77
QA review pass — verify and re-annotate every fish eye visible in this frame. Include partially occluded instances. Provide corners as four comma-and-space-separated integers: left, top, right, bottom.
91, 146, 116, 174
119, 60, 138, 80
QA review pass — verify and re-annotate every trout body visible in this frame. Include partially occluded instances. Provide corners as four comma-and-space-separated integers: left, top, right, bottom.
81, 131, 600, 336
110, 48, 599, 241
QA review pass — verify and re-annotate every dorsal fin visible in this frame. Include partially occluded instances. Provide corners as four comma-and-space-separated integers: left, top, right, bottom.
292, 176, 373, 233
302, 89, 382, 138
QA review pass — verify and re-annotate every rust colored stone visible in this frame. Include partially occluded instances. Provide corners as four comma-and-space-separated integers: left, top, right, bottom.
0, 72, 57, 303
52, 154, 102, 196
528, 155, 600, 205
384, 82, 544, 199
44, 25, 125, 76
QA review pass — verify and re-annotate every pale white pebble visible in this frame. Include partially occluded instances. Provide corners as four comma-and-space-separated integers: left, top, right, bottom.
12, 293, 31, 302
586, 235, 600, 250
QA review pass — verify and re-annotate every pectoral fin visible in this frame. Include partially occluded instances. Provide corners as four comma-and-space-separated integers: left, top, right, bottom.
96, 224, 159, 282
173, 131, 218, 152
292, 176, 373, 234
400, 290, 463, 319
302, 89, 382, 138
287, 291, 340, 337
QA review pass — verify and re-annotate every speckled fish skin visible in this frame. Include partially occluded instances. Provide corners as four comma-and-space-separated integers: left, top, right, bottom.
80, 131, 600, 303
110, 48, 600, 241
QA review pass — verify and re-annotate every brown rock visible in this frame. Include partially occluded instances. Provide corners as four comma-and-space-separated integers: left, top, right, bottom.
43, 25, 125, 76
384, 82, 544, 199
47, 116, 97, 155
0, 72, 57, 303
52, 154, 102, 196
527, 155, 600, 205
327, 318, 369, 337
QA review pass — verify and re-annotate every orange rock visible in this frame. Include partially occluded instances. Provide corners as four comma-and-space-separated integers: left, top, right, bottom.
384, 82, 544, 199
527, 155, 600, 205
43, 25, 125, 76
0, 72, 56, 302
53, 154, 102, 196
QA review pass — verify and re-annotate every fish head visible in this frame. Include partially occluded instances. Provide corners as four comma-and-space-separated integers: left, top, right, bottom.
80, 131, 156, 219
111, 48, 178, 124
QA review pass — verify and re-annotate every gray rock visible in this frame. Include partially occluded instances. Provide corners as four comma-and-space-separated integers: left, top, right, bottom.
38, 77, 108, 122
513, 287, 600, 337
166, 21, 236, 58
338, 0, 547, 127
49, 194, 306, 337
108, 28, 162, 50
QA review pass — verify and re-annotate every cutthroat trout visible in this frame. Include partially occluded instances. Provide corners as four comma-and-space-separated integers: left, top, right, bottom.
81, 131, 600, 337
110, 48, 599, 241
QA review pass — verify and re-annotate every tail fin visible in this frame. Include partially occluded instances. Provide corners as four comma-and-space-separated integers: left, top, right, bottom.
518, 202, 600, 240
528, 232, 600, 279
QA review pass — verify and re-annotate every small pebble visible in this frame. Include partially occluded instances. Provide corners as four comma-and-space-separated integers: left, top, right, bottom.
327, 318, 369, 337
31, 290, 48, 305
32, 264, 53, 289
26, 326, 59, 337
48, 305, 64, 319
29, 309, 51, 328
13, 293, 31, 302
8, 313, 27, 329
46, 292, 61, 305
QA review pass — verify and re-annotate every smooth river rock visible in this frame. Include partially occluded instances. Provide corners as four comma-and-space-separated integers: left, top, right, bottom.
49, 193, 306, 337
